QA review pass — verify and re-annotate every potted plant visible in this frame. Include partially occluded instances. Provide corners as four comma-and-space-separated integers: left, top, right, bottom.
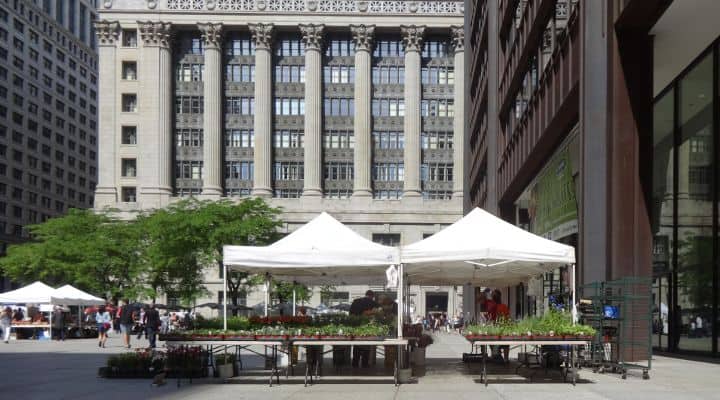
214, 354, 236, 380
224, 330, 255, 341
411, 334, 434, 366
351, 323, 386, 340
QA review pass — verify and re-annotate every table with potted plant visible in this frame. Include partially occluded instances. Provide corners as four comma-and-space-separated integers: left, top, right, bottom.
464, 312, 596, 386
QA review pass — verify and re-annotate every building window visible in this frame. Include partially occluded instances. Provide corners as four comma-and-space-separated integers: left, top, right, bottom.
372, 233, 401, 246
175, 96, 204, 114
422, 38, 450, 58
176, 63, 204, 82
226, 129, 254, 148
121, 187, 136, 202
324, 162, 354, 180
121, 94, 137, 112
323, 98, 355, 116
372, 66, 405, 84
273, 130, 304, 148
226, 37, 255, 56
421, 66, 454, 85
323, 130, 354, 149
275, 36, 304, 57
274, 98, 305, 116
421, 99, 454, 117
225, 161, 254, 180
122, 61, 137, 80
225, 97, 255, 115
176, 161, 203, 180
323, 66, 354, 84
421, 131, 453, 149
372, 131, 404, 149
421, 163, 453, 182
122, 29, 137, 47
373, 163, 404, 181
273, 162, 304, 180
273, 189, 302, 198
121, 126, 137, 144
371, 99, 405, 117
373, 38, 404, 57
324, 189, 352, 199
121, 159, 137, 177
226, 64, 255, 82
275, 65, 305, 83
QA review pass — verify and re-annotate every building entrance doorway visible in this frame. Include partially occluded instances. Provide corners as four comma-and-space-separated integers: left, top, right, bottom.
425, 292, 448, 316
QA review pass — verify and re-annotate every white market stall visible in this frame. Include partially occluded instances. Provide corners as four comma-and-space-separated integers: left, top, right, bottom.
0, 281, 56, 337
223, 212, 401, 331
401, 207, 577, 318
51, 285, 106, 334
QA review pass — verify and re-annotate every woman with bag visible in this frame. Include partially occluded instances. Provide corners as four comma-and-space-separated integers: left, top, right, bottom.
96, 305, 111, 348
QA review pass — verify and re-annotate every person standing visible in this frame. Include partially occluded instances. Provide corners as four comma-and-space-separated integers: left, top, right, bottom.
1, 307, 12, 343
118, 300, 134, 349
136, 306, 146, 340
52, 307, 65, 341
349, 290, 379, 367
96, 305, 112, 348
144, 304, 161, 349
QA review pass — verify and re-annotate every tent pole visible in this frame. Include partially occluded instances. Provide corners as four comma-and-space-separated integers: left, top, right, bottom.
48, 306, 52, 340
223, 263, 227, 331
397, 264, 404, 338
292, 289, 296, 316
264, 275, 270, 317
571, 263, 577, 324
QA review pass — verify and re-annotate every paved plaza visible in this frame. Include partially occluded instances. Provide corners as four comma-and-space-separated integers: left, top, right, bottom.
1, 332, 720, 400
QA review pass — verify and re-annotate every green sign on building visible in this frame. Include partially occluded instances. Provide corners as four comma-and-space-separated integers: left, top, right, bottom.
529, 148, 578, 240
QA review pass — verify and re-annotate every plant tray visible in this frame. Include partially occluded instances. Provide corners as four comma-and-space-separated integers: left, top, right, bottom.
352, 336, 384, 341
224, 336, 255, 341
291, 335, 319, 340
255, 335, 288, 341
159, 335, 186, 341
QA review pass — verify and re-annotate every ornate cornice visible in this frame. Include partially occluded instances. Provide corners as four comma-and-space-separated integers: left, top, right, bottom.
198, 22, 224, 49
93, 20, 120, 46
350, 24, 375, 52
299, 24, 325, 52
138, 21, 173, 48
249, 23, 274, 50
151, 0, 464, 15
451, 25, 464, 53
401, 25, 425, 52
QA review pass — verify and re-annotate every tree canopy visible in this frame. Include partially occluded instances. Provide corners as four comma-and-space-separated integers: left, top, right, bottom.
0, 198, 282, 305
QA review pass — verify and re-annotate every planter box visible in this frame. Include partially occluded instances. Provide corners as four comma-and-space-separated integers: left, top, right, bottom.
255, 335, 288, 341
320, 335, 351, 340
224, 335, 254, 341
217, 363, 234, 380
352, 336, 384, 341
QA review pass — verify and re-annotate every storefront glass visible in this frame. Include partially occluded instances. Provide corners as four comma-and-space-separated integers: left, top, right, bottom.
652, 87, 674, 351
677, 53, 714, 353
653, 46, 718, 355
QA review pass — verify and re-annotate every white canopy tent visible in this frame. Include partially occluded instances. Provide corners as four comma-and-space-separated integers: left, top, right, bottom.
401, 207, 577, 319
223, 212, 401, 332
0, 281, 56, 304
50, 285, 105, 306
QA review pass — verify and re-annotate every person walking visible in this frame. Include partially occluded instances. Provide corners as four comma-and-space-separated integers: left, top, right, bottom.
136, 306, 146, 340
96, 305, 112, 348
118, 300, 134, 349
1, 307, 12, 343
144, 304, 161, 349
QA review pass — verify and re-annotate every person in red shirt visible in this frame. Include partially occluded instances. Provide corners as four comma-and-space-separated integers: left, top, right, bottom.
488, 289, 510, 363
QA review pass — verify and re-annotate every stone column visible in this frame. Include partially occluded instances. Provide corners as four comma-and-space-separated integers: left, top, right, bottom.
199, 23, 224, 198
401, 25, 425, 197
138, 21, 173, 208
250, 23, 274, 197
351, 24, 375, 197
451, 26, 465, 199
300, 24, 325, 197
93, 20, 119, 208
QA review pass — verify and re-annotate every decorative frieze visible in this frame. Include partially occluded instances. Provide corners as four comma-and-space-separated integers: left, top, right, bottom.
351, 24, 375, 52
160, 0, 463, 14
138, 21, 173, 47
300, 24, 325, 51
198, 22, 224, 48
401, 25, 425, 52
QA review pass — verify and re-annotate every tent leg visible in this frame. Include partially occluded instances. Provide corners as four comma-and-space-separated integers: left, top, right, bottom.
397, 264, 404, 339
293, 290, 296, 316
571, 264, 577, 324
223, 263, 228, 331
264, 275, 270, 317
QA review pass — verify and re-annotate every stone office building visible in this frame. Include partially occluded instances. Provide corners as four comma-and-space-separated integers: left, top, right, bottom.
0, 0, 99, 290
94, 0, 465, 317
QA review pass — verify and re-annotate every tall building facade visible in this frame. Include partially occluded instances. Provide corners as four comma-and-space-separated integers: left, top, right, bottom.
95, 1, 465, 317
467, 0, 720, 356
0, 0, 98, 290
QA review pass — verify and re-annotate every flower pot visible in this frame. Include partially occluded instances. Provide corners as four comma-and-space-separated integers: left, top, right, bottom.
217, 363, 234, 380
411, 347, 426, 366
